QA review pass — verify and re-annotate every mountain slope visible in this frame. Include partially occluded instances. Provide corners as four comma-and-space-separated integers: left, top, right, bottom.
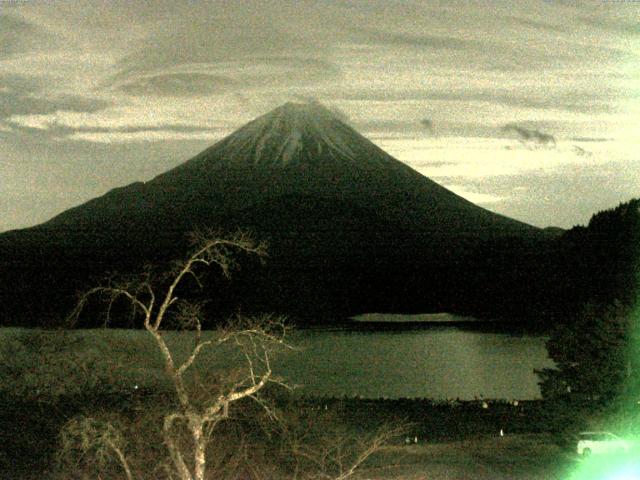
0, 102, 545, 326
44, 102, 534, 238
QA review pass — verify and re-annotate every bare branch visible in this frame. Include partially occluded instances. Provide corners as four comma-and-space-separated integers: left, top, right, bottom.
68, 285, 152, 327
59, 416, 135, 480
333, 424, 405, 480
177, 340, 213, 376
163, 413, 192, 480
152, 230, 266, 332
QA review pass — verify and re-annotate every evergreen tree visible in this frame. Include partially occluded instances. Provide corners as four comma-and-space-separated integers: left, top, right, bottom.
557, 198, 640, 315
536, 301, 640, 434
537, 199, 640, 432
539, 301, 634, 404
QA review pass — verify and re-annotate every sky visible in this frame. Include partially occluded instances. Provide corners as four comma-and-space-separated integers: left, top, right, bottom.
1, 0, 639, 232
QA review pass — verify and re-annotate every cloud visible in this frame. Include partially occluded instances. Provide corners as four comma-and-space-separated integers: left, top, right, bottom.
376, 136, 613, 182
0, 75, 111, 119
420, 118, 434, 133
501, 123, 556, 146
5, 107, 228, 142
105, 5, 340, 95
7, 108, 198, 132
114, 10, 333, 75
291, 96, 351, 122
570, 137, 611, 142
112, 57, 341, 98
354, 27, 475, 50
0, 14, 56, 59
65, 130, 223, 144
579, 15, 640, 36
571, 145, 592, 157
443, 184, 507, 205
0, 94, 110, 118
442, 159, 640, 228
507, 16, 567, 34
1, 0, 637, 235
7, 113, 221, 134
118, 73, 238, 97
333, 89, 614, 115
235, 57, 341, 86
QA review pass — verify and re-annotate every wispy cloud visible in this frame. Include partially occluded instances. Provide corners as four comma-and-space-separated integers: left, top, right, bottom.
7, 104, 217, 131
333, 89, 616, 115
420, 118, 434, 133
112, 57, 342, 97
117, 73, 238, 97
112, 7, 338, 78
579, 14, 640, 37
292, 95, 351, 122
66, 130, 223, 143
501, 123, 556, 146
570, 136, 611, 143
507, 16, 567, 34
444, 184, 507, 205
0, 74, 110, 118
444, 157, 640, 228
375, 137, 618, 181
353, 27, 476, 50
5, 101, 234, 143
571, 145, 592, 157
0, 14, 57, 59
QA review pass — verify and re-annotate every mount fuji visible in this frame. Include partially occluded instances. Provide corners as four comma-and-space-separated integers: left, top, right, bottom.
44, 102, 534, 236
0, 102, 548, 326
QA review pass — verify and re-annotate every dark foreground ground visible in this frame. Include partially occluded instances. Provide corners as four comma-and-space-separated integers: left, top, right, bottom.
301, 398, 573, 479
365, 434, 570, 479
1, 395, 573, 479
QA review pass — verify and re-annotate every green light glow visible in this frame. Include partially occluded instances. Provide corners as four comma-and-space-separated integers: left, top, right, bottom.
565, 291, 640, 480
566, 452, 640, 480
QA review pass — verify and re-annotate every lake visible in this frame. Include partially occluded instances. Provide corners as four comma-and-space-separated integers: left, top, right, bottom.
279, 324, 554, 400
0, 320, 554, 401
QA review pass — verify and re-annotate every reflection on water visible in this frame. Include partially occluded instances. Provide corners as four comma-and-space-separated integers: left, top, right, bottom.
278, 326, 554, 400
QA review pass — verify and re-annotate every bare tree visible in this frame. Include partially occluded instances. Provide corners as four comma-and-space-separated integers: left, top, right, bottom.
276, 404, 407, 480
59, 415, 134, 480
69, 230, 290, 480
64, 230, 403, 480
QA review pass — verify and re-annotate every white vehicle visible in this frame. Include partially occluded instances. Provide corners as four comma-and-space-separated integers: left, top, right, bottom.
576, 431, 630, 456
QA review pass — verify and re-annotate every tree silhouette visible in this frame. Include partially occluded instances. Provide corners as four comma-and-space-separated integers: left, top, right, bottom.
537, 300, 639, 433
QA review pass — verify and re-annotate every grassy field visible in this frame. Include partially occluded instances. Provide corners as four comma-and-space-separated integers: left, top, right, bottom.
0, 396, 572, 480
364, 434, 571, 479
0, 327, 569, 479
0, 327, 239, 396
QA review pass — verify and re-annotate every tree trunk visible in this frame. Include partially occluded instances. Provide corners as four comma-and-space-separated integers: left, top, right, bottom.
193, 421, 207, 480
164, 414, 193, 480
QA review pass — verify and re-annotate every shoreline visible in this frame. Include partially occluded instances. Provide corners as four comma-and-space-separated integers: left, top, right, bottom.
350, 312, 488, 323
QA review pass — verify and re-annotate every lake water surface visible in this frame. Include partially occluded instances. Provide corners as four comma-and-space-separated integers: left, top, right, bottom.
279, 325, 554, 400
1, 322, 554, 401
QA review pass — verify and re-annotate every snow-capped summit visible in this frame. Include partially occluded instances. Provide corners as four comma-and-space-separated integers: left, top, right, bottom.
216, 101, 360, 166
183, 101, 391, 169
219, 102, 353, 166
